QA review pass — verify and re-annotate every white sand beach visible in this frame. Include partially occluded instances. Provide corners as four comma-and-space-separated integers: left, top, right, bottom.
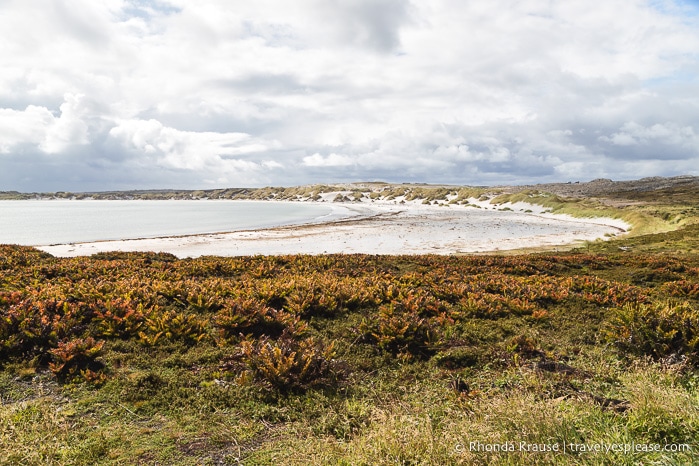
38, 197, 629, 258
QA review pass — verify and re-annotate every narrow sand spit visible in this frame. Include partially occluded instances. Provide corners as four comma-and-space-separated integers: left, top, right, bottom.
38, 200, 629, 258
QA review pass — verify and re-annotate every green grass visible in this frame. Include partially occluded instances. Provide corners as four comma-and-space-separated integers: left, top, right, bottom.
489, 191, 662, 237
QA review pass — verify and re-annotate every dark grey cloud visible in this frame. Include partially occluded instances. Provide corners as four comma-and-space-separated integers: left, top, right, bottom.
318, 0, 413, 53
215, 74, 307, 95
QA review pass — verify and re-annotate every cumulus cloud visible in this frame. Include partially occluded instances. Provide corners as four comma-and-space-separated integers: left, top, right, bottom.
1, 0, 698, 191
601, 122, 698, 149
302, 153, 355, 167
0, 94, 92, 154
41, 94, 91, 153
107, 118, 283, 186
109, 119, 255, 162
0, 106, 53, 153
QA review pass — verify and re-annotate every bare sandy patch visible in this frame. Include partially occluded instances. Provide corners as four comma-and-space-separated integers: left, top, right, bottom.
39, 200, 629, 258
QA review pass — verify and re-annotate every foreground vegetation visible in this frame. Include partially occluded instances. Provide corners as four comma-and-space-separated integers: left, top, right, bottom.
1, 239, 698, 464
2, 179, 699, 464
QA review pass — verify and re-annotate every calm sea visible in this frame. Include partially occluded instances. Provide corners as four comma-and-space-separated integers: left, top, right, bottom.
0, 200, 347, 246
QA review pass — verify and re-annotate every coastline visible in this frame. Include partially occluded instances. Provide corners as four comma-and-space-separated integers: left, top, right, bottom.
0, 199, 366, 247
37, 198, 629, 258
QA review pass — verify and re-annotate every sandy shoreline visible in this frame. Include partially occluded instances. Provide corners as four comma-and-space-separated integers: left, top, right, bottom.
38, 199, 629, 258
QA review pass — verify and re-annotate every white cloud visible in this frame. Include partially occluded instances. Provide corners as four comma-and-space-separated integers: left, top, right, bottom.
0, 106, 53, 152
302, 153, 354, 167
41, 94, 91, 153
108, 119, 275, 170
0, 94, 91, 154
1, 0, 698, 190
602, 122, 699, 147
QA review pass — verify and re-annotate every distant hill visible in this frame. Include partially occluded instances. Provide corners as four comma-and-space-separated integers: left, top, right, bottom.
2, 175, 697, 202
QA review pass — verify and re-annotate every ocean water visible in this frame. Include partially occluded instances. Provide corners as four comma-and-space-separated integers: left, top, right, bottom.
0, 200, 346, 246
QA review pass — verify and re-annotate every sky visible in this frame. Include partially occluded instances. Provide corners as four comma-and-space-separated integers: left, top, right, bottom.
1, 0, 699, 191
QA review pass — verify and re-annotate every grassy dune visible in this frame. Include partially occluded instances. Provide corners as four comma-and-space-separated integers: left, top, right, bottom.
1, 182, 699, 465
